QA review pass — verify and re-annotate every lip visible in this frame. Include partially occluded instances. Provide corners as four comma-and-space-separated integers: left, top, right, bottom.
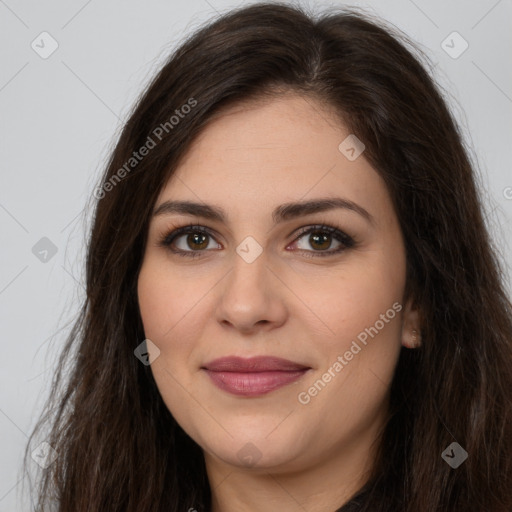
202, 356, 311, 397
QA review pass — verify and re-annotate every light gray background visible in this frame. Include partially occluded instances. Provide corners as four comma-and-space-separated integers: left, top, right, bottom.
1, 0, 511, 510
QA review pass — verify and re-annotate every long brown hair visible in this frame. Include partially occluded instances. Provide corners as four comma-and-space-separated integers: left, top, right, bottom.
23, 3, 512, 511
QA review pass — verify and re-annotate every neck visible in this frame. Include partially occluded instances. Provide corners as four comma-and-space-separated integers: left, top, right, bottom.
205, 425, 381, 512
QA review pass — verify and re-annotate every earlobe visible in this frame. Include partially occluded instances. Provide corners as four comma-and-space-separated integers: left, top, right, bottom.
401, 298, 422, 349
409, 328, 421, 349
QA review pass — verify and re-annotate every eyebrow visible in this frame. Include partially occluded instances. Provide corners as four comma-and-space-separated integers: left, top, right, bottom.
153, 197, 374, 226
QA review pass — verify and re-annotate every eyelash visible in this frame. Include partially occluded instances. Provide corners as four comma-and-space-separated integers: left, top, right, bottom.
157, 222, 356, 259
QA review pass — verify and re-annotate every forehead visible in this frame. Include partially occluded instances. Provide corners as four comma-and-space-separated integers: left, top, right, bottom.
155, 93, 389, 222
178, 93, 345, 168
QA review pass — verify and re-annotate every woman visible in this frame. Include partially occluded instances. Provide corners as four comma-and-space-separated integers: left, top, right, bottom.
24, 3, 512, 511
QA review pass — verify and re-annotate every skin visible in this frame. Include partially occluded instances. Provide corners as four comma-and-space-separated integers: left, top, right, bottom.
137, 92, 421, 512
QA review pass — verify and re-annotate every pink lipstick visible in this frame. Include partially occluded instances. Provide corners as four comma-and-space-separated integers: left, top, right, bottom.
202, 356, 310, 397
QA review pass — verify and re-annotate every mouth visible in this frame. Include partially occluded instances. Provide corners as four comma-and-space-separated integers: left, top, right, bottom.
201, 356, 311, 397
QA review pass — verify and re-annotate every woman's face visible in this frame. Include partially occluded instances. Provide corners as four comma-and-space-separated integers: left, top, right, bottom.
138, 93, 416, 476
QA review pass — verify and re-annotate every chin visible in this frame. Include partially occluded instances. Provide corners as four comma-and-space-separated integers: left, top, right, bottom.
197, 425, 308, 471
216, 443, 299, 470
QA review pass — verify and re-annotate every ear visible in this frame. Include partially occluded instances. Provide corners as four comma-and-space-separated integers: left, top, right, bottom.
401, 297, 422, 349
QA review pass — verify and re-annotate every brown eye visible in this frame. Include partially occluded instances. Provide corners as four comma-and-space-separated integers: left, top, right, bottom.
159, 225, 221, 258
306, 231, 334, 251
290, 225, 355, 257
184, 232, 209, 250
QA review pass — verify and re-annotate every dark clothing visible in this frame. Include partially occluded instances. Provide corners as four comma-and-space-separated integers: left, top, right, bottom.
335, 483, 371, 511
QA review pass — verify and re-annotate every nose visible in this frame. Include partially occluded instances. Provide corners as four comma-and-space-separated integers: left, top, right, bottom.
215, 250, 288, 335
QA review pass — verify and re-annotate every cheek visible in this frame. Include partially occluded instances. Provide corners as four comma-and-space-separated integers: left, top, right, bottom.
305, 255, 404, 346
137, 257, 218, 370
137, 262, 202, 423
137, 261, 200, 396
137, 260, 205, 340
297, 244, 406, 408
